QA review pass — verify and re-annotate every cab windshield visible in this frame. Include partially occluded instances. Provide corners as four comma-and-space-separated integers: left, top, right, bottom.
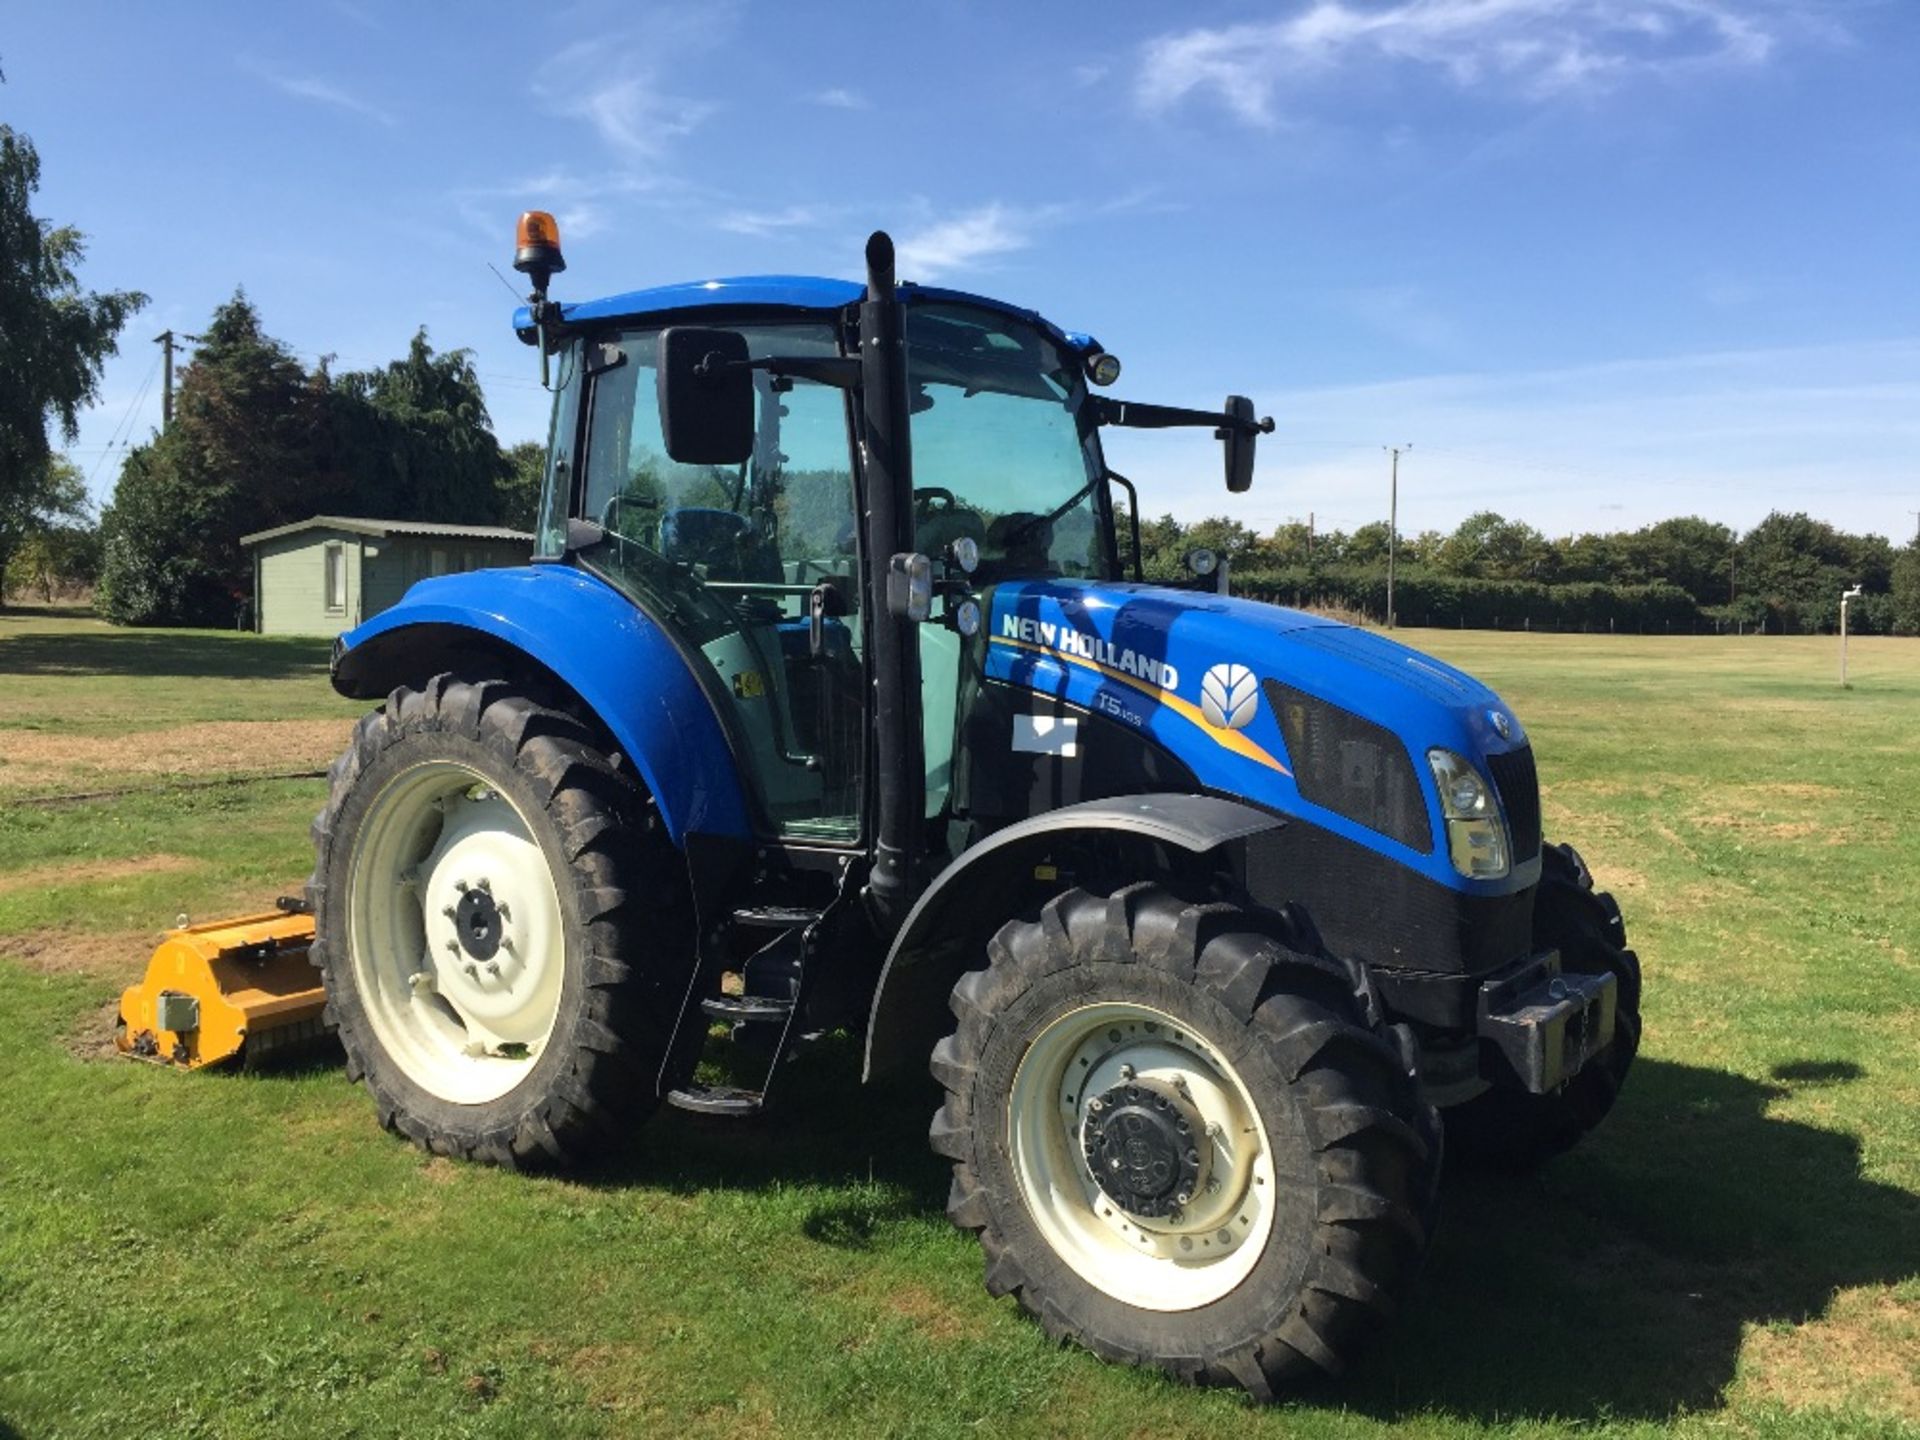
905, 302, 1111, 582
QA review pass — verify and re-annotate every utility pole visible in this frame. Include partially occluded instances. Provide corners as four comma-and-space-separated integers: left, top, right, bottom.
154, 331, 201, 431
156, 331, 177, 430
1307, 511, 1314, 560
1384, 444, 1410, 628
1909, 510, 1919, 545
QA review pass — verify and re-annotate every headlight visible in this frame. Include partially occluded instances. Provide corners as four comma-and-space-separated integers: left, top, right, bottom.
1427, 750, 1509, 879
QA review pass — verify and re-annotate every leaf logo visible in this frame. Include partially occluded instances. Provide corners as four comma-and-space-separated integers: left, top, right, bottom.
1200, 663, 1259, 731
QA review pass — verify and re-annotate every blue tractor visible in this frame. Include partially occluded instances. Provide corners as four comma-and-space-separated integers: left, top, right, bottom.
308, 216, 1640, 1396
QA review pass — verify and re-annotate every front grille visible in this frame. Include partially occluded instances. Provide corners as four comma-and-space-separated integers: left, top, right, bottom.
1263, 680, 1431, 853
1487, 745, 1541, 861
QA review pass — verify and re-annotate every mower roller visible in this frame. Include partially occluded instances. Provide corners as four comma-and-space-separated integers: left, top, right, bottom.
116, 904, 330, 1069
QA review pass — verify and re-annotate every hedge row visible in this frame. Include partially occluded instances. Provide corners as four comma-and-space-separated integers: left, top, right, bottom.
1229, 568, 1708, 633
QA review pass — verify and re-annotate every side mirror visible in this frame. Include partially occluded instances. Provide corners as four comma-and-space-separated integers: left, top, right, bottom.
657, 328, 753, 465
1221, 394, 1258, 493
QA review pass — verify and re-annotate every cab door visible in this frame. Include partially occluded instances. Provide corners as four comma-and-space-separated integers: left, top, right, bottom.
575, 321, 866, 844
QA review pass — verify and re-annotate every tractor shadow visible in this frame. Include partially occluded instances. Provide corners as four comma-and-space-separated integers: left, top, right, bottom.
1324, 1056, 1920, 1423
590, 1046, 1920, 1425
0, 629, 329, 682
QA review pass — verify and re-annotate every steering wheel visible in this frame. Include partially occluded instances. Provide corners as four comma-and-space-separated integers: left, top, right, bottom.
913, 486, 958, 514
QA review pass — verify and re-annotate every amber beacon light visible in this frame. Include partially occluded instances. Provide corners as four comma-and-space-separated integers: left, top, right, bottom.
515, 210, 566, 285
514, 211, 567, 387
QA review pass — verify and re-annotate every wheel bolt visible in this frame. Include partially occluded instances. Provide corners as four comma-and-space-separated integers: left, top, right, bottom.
444, 940, 460, 954
1118, 1063, 1135, 1081
476, 877, 491, 893
464, 963, 478, 980
1206, 1178, 1221, 1195
501, 936, 515, 952
454, 879, 469, 893
442, 905, 457, 920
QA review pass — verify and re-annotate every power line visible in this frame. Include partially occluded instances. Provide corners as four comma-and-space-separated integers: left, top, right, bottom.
86, 351, 163, 488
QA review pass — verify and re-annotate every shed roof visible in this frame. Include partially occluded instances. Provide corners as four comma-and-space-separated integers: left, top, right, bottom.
240, 516, 534, 547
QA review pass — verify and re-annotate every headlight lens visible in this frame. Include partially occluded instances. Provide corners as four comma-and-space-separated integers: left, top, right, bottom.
1427, 749, 1509, 879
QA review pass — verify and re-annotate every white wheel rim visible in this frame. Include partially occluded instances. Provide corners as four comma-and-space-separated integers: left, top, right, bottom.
1007, 1001, 1277, 1312
346, 761, 566, 1105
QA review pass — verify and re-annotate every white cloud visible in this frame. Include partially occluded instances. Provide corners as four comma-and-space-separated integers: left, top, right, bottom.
533, 11, 737, 158
894, 204, 1043, 281
1137, 0, 1795, 125
244, 60, 395, 126
716, 205, 835, 237
809, 87, 871, 110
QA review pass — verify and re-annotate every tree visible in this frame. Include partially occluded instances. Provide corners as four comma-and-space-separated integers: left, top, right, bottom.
97, 299, 525, 626
1340, 521, 1393, 568
1892, 542, 1920, 637
331, 330, 506, 523
1737, 511, 1874, 633
0, 454, 89, 602
0, 124, 144, 594
97, 293, 327, 625
497, 440, 545, 532
1433, 511, 1555, 580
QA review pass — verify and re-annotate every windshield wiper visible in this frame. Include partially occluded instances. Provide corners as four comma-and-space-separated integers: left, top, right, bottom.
1001, 475, 1100, 546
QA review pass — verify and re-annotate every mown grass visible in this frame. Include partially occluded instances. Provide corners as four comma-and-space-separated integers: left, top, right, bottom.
0, 609, 1916, 1439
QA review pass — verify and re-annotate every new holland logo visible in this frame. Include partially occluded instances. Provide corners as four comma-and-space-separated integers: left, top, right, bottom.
1200, 663, 1259, 731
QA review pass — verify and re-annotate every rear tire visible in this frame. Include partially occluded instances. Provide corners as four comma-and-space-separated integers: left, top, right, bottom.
931, 884, 1438, 1399
307, 675, 690, 1169
1446, 843, 1642, 1167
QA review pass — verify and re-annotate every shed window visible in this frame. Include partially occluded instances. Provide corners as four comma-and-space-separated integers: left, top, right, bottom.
324, 542, 347, 613
430, 548, 449, 576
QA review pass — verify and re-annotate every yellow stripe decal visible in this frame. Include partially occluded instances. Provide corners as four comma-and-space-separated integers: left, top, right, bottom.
991, 635, 1290, 776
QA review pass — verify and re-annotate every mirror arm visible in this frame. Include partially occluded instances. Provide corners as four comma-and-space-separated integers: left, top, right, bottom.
1091, 396, 1273, 436
1104, 470, 1144, 582
693, 352, 863, 391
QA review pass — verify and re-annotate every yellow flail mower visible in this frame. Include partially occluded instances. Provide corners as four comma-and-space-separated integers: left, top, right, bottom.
116, 900, 331, 1069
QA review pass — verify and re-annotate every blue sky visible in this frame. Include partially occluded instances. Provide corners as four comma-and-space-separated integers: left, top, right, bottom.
10, 0, 1919, 542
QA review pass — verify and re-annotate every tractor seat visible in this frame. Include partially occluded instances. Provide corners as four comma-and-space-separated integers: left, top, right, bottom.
660, 507, 783, 584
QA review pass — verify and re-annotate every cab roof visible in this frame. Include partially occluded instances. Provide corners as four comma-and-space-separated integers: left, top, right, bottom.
513, 275, 1097, 353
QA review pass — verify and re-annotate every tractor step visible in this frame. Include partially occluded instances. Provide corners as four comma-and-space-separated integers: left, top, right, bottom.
731, 904, 822, 930
701, 994, 794, 1024
666, 1083, 764, 1117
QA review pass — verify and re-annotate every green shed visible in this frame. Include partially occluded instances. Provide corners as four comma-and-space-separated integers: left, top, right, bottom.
240, 516, 534, 637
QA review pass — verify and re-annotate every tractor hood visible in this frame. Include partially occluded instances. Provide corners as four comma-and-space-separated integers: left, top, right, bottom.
982, 579, 1532, 892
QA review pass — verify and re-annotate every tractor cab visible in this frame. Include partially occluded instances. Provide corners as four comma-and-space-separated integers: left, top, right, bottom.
532, 284, 1133, 850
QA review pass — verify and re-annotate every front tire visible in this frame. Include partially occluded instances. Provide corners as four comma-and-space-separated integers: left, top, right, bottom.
307, 676, 690, 1169
931, 885, 1438, 1398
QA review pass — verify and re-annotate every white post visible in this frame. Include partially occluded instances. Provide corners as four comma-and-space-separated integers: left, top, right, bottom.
1840, 584, 1862, 687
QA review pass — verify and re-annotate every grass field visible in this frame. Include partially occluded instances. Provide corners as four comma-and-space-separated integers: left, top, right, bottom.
1, 605, 1916, 1439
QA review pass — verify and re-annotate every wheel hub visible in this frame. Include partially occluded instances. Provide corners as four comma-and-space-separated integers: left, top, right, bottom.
1081, 1078, 1209, 1219
454, 885, 504, 960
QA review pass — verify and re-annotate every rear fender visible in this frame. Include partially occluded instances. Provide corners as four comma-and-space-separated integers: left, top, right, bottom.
861, 794, 1283, 1079
332, 566, 751, 845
